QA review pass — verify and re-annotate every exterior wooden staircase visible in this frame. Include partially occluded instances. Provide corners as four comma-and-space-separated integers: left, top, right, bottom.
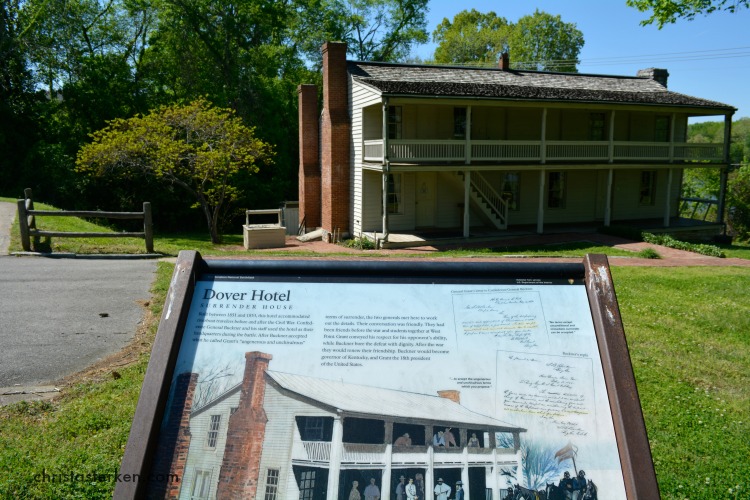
455, 171, 508, 230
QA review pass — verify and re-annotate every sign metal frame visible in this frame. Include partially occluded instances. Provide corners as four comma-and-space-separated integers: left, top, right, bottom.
114, 251, 658, 499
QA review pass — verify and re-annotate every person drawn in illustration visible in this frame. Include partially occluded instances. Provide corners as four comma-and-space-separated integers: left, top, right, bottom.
559, 471, 574, 499
434, 478, 451, 500
364, 477, 381, 500
394, 432, 412, 446
454, 480, 465, 500
432, 430, 445, 446
414, 473, 425, 499
443, 427, 457, 447
349, 480, 362, 500
405, 478, 417, 500
468, 432, 480, 447
572, 470, 587, 500
395, 476, 406, 500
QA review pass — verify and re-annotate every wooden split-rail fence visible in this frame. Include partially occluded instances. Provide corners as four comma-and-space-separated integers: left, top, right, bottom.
17, 188, 154, 253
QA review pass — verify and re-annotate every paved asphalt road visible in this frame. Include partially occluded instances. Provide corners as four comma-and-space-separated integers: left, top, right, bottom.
0, 202, 156, 388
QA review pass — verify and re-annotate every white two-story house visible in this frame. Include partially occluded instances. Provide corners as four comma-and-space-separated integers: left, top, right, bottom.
161, 352, 525, 500
298, 42, 735, 248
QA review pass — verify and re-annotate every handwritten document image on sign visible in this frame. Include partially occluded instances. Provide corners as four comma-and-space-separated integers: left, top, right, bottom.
451, 290, 547, 350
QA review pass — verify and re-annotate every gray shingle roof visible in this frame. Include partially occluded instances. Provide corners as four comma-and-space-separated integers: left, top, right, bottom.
191, 368, 524, 431
267, 370, 524, 431
348, 61, 734, 110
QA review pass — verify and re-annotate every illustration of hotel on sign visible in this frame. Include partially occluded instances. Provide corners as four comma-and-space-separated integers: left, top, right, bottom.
153, 351, 526, 499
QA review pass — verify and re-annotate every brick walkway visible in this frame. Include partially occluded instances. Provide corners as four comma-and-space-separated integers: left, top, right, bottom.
236, 232, 750, 267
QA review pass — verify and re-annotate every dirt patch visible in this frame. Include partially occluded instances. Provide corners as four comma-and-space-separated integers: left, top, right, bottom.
56, 299, 157, 388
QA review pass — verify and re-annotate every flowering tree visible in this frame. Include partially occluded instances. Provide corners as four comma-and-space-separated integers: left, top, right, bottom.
76, 98, 273, 243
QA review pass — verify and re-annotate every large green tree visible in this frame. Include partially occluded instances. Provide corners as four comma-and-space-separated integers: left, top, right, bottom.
431, 9, 584, 72
76, 99, 274, 243
507, 10, 584, 72
626, 0, 750, 27
6, 0, 431, 224
0, 0, 40, 194
432, 9, 510, 64
343, 0, 429, 61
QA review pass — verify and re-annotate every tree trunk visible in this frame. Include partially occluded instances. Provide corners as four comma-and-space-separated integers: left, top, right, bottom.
199, 199, 221, 244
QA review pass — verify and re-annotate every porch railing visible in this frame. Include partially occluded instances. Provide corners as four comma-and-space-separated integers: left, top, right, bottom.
679, 197, 719, 221
363, 139, 725, 164
342, 443, 387, 464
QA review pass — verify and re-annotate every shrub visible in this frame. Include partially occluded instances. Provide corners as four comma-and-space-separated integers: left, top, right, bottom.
638, 247, 661, 259
642, 233, 725, 258
341, 237, 376, 250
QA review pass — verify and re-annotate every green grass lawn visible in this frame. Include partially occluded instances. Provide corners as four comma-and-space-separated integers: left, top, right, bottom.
1, 264, 748, 499
0, 196, 701, 259
1, 197, 749, 499
612, 267, 749, 499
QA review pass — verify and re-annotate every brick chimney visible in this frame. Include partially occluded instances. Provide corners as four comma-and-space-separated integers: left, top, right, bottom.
298, 84, 321, 230
149, 372, 198, 499
320, 41, 351, 240
216, 352, 273, 499
498, 52, 510, 70
437, 389, 461, 404
637, 68, 669, 88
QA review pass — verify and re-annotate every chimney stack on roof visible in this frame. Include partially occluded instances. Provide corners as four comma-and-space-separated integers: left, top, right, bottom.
637, 68, 669, 88
437, 389, 461, 404
498, 52, 510, 71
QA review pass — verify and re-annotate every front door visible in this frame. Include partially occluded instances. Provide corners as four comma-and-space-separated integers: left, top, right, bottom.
415, 172, 436, 227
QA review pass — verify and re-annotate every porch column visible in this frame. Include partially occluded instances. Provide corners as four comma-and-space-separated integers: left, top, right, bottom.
663, 168, 673, 227
491, 448, 500, 500
719, 113, 734, 230
382, 171, 389, 244
669, 113, 676, 163
382, 98, 389, 166
326, 415, 344, 500
461, 447, 470, 499
465, 106, 472, 164
537, 169, 546, 234
463, 171, 471, 238
541, 108, 547, 164
718, 166, 729, 228
608, 111, 616, 163
383, 443, 393, 500
426, 446, 435, 500
381, 97, 390, 245
604, 168, 614, 226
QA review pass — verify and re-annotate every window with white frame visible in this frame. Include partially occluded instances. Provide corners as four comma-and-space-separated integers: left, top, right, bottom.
299, 470, 316, 500
190, 469, 212, 500
263, 469, 280, 500
639, 170, 657, 205
206, 414, 221, 448
303, 417, 325, 441
547, 172, 567, 209
387, 174, 403, 214
387, 106, 402, 139
501, 172, 521, 211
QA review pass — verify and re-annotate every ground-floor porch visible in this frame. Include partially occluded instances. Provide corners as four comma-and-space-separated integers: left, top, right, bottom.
292, 461, 519, 500
354, 163, 726, 249
361, 218, 723, 249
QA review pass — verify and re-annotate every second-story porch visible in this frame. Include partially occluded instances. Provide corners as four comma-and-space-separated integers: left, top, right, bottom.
364, 138, 725, 164
360, 102, 730, 166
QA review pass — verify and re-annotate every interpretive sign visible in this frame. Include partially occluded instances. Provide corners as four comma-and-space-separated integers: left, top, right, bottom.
115, 252, 658, 499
